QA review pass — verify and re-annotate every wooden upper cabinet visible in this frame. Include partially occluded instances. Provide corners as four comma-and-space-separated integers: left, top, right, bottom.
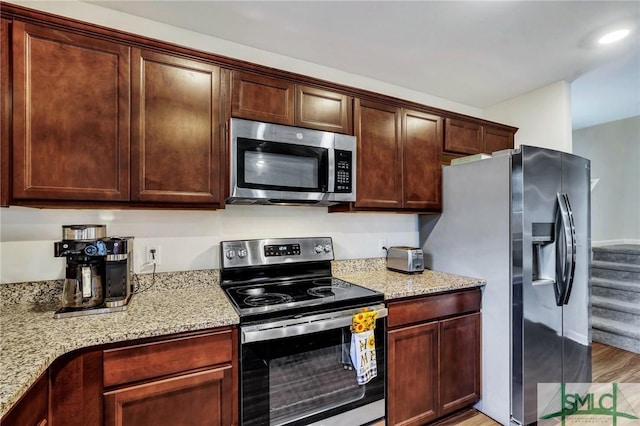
231, 71, 353, 134
295, 84, 352, 134
1, 18, 10, 207
231, 71, 294, 126
444, 118, 516, 157
355, 98, 403, 209
444, 118, 483, 155
11, 21, 130, 201
131, 49, 221, 204
403, 110, 442, 210
484, 125, 514, 153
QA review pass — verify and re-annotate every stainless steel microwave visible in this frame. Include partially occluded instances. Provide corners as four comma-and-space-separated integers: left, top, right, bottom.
227, 118, 356, 206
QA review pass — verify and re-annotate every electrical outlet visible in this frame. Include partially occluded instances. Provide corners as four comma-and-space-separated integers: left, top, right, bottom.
146, 245, 161, 265
378, 239, 387, 255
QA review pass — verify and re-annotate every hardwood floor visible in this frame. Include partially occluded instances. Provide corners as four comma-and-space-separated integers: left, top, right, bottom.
592, 341, 640, 382
427, 342, 640, 426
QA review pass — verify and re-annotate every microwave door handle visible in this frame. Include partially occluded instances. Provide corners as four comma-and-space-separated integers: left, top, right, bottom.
327, 148, 335, 192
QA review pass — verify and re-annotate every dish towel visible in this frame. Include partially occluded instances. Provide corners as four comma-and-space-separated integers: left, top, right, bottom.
350, 310, 378, 385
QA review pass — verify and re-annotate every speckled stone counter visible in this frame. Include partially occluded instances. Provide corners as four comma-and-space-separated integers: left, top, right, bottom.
1, 260, 484, 418
334, 267, 485, 300
0, 282, 238, 418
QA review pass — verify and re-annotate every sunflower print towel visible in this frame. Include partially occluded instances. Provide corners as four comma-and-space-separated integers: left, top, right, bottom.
350, 310, 378, 385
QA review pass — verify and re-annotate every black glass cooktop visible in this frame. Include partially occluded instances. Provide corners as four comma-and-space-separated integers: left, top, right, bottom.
224, 277, 383, 319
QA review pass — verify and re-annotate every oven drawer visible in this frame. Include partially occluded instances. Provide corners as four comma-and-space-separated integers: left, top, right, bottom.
103, 329, 233, 388
387, 288, 481, 328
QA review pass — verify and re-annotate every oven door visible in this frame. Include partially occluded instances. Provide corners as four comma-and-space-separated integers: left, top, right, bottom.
240, 306, 387, 426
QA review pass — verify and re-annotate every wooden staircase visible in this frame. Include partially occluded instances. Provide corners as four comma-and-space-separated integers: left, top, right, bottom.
591, 245, 640, 354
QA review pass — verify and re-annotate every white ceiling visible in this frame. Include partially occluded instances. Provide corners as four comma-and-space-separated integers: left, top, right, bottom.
89, 1, 640, 130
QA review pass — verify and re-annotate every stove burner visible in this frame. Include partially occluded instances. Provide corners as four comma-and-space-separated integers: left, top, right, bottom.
244, 293, 294, 307
237, 287, 266, 296
308, 286, 346, 298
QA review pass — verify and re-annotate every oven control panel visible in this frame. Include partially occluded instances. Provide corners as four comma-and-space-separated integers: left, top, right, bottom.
264, 244, 301, 257
221, 237, 333, 268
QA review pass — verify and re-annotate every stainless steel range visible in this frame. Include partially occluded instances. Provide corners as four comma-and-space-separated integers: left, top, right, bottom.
220, 237, 387, 426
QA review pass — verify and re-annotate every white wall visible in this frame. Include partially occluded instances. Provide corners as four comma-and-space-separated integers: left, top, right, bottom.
484, 81, 573, 152
573, 116, 640, 244
0, 206, 419, 284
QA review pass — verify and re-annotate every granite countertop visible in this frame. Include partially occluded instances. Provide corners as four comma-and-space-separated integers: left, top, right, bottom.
335, 268, 486, 300
0, 260, 484, 418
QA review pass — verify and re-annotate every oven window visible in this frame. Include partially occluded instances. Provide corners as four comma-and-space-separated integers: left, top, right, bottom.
237, 137, 329, 192
269, 340, 364, 425
241, 324, 385, 426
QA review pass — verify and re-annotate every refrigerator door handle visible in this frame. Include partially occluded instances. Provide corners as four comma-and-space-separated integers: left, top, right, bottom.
555, 193, 577, 306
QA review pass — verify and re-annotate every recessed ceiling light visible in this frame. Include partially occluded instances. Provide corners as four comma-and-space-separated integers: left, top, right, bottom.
598, 29, 630, 45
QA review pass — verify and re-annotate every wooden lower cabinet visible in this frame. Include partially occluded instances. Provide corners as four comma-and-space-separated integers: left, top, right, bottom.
103, 328, 237, 426
49, 350, 103, 426
1, 372, 48, 426
104, 366, 233, 425
439, 313, 481, 416
1, 327, 237, 426
386, 289, 481, 426
387, 322, 439, 426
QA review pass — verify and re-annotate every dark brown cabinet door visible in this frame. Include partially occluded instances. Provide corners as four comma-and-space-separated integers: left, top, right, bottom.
1, 18, 10, 207
439, 312, 481, 416
131, 49, 221, 204
1, 372, 48, 426
387, 321, 439, 426
483, 125, 514, 153
354, 98, 402, 209
444, 118, 483, 155
403, 109, 442, 210
104, 366, 234, 426
49, 350, 103, 426
12, 21, 130, 201
295, 84, 352, 134
231, 71, 294, 126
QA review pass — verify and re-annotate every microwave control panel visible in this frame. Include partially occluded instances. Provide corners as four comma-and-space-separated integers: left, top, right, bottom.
334, 150, 353, 193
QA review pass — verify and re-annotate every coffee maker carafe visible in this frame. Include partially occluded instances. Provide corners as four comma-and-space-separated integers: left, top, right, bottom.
54, 225, 133, 318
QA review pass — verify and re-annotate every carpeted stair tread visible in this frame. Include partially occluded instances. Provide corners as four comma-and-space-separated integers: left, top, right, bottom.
591, 260, 640, 273
590, 277, 640, 292
592, 245, 640, 264
592, 317, 640, 340
592, 244, 640, 255
592, 295, 640, 315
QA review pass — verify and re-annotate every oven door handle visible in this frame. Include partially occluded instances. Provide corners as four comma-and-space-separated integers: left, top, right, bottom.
241, 306, 388, 344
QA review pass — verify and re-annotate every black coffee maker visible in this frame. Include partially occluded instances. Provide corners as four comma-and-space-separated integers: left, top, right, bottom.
54, 225, 133, 318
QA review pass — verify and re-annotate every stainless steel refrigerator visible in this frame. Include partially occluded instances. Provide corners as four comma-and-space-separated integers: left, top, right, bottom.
419, 145, 591, 425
